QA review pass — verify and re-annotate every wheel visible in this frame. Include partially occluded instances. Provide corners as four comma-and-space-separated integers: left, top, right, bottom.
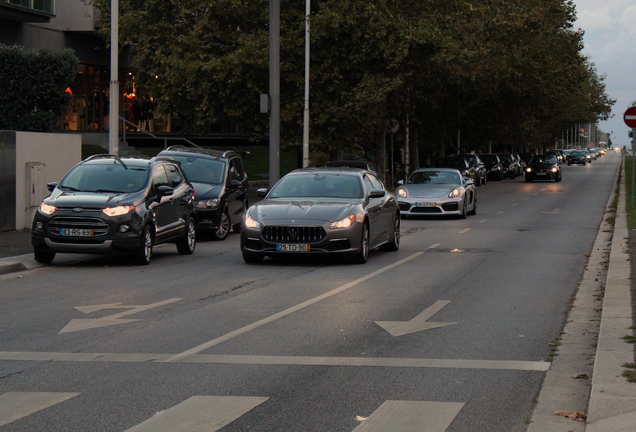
176, 218, 197, 254
459, 200, 467, 219
380, 214, 400, 252
568, 162, 571, 165
481, 175, 486, 186
468, 194, 477, 215
134, 225, 153, 265
555, 174, 561, 182
525, 176, 533, 182
353, 222, 370, 264
211, 208, 231, 240
34, 248, 55, 264
242, 252, 264, 263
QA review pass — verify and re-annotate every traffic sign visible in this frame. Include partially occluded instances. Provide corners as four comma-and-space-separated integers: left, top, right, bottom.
624, 106, 636, 128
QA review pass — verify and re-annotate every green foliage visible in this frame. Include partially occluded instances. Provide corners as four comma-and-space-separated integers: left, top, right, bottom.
90, 0, 615, 170
0, 44, 79, 132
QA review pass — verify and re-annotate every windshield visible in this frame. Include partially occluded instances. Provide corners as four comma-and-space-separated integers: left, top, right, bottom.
408, 170, 461, 185
167, 156, 225, 184
482, 155, 498, 164
530, 156, 557, 164
60, 163, 149, 193
269, 173, 363, 198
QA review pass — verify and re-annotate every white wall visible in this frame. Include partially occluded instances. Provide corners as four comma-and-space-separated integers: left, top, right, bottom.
15, 132, 81, 230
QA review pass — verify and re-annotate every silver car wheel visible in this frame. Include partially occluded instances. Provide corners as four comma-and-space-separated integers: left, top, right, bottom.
212, 209, 231, 240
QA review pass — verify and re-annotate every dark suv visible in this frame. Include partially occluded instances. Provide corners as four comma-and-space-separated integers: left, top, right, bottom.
158, 146, 249, 240
32, 154, 197, 265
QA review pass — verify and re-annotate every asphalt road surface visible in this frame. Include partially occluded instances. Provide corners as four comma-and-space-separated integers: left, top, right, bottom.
0, 152, 620, 431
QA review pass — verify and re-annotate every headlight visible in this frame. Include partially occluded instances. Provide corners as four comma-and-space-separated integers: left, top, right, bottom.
39, 203, 56, 215
448, 188, 461, 198
102, 205, 134, 217
526, 167, 533, 173
551, 167, 558, 173
397, 188, 407, 198
330, 214, 355, 229
196, 199, 220, 209
243, 212, 261, 229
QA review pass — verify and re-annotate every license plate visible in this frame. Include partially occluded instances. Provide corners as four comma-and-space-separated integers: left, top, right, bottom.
276, 243, 310, 252
416, 202, 436, 207
60, 228, 93, 237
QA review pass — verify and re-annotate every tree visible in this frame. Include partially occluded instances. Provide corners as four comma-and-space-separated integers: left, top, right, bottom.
0, 45, 78, 132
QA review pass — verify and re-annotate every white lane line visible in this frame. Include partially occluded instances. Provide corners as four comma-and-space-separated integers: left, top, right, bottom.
164, 252, 425, 362
497, 211, 505, 215
479, 219, 487, 223
428, 243, 440, 249
0, 351, 550, 371
124, 396, 268, 432
458, 228, 471, 234
353, 401, 464, 432
0, 392, 80, 427
511, 203, 518, 207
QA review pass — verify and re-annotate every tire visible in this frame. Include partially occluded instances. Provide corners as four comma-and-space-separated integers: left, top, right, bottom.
242, 252, 264, 263
34, 248, 55, 264
525, 176, 533, 183
176, 218, 196, 255
459, 200, 467, 219
555, 174, 561, 182
468, 194, 477, 215
134, 225, 153, 265
353, 222, 370, 264
211, 208, 231, 240
379, 214, 400, 252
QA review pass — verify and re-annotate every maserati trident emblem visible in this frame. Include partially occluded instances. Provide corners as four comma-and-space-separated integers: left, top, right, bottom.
72, 207, 83, 213
289, 228, 298, 241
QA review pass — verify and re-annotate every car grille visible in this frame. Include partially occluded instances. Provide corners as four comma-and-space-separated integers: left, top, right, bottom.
262, 226, 326, 243
411, 207, 442, 214
47, 216, 110, 237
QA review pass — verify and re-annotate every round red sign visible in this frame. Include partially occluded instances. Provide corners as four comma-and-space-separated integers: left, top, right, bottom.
624, 106, 636, 128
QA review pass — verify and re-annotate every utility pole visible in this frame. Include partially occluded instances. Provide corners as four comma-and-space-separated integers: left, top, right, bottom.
269, 0, 281, 186
108, 0, 119, 155
302, 0, 310, 168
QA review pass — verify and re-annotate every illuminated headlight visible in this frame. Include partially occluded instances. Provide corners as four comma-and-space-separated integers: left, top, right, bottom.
448, 188, 461, 198
196, 199, 220, 209
551, 167, 558, 173
243, 212, 261, 229
526, 167, 533, 173
331, 214, 355, 229
102, 205, 134, 217
39, 203, 56, 215
586, 155, 591, 159
397, 188, 407, 198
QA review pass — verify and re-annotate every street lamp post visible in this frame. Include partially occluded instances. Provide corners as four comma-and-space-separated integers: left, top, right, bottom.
302, 0, 310, 168
109, 0, 119, 155
269, 0, 281, 187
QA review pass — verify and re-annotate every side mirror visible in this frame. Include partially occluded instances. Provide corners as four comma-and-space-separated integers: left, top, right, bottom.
397, 179, 404, 186
230, 179, 241, 187
369, 189, 385, 198
242, 151, 251, 160
256, 187, 268, 197
464, 178, 474, 186
156, 185, 174, 198
47, 182, 58, 192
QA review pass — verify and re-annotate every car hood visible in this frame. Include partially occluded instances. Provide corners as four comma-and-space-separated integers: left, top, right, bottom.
404, 184, 456, 198
45, 190, 138, 207
250, 199, 358, 224
191, 182, 222, 199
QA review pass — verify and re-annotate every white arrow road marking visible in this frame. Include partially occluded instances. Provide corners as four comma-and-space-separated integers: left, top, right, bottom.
124, 396, 268, 432
0, 392, 80, 427
375, 300, 456, 337
353, 401, 464, 432
541, 208, 561, 215
164, 253, 425, 362
59, 298, 182, 334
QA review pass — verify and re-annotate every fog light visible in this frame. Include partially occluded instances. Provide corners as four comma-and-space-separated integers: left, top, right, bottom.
119, 225, 130, 233
35, 221, 43, 230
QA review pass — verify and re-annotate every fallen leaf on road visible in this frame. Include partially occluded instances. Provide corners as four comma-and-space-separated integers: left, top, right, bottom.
572, 374, 588, 379
554, 411, 587, 421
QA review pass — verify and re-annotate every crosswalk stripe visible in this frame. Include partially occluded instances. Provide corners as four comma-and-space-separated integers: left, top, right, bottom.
353, 401, 464, 432
124, 396, 268, 432
0, 392, 80, 427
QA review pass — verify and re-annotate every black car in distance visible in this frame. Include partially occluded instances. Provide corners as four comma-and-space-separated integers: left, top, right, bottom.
158, 146, 250, 240
525, 155, 562, 182
32, 154, 197, 265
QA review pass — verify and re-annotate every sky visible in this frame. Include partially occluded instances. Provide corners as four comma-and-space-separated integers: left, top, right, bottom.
572, 0, 636, 146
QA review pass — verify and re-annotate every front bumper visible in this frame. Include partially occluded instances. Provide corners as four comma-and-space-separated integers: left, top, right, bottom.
31, 210, 144, 255
398, 198, 462, 216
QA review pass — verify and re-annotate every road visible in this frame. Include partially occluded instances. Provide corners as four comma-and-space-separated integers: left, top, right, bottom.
0, 152, 620, 431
